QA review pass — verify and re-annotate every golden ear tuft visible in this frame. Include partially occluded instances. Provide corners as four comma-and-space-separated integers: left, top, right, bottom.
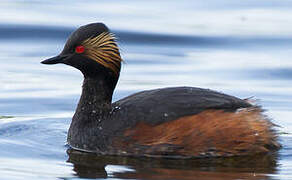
81, 32, 122, 75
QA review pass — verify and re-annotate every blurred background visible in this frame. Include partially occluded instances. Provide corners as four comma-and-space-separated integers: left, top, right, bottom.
0, 0, 292, 179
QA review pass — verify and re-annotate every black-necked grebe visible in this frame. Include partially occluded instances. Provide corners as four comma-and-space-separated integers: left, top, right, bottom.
41, 23, 280, 158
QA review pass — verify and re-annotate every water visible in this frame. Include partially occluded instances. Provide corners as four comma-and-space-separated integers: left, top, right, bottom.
0, 0, 292, 179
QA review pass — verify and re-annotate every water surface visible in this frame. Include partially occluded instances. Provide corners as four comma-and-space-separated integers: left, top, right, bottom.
0, 1, 292, 179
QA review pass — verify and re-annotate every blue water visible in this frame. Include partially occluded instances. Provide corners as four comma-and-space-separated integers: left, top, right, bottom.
0, 0, 292, 179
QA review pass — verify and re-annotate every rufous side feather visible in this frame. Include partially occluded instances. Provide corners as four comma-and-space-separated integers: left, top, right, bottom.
122, 107, 280, 157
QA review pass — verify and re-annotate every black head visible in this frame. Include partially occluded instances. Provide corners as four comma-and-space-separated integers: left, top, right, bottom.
41, 23, 122, 79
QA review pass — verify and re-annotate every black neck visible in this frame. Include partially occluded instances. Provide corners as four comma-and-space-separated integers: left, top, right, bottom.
74, 77, 113, 122
67, 76, 116, 151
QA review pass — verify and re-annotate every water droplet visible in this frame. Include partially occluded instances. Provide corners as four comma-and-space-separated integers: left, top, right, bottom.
164, 113, 168, 117
92, 110, 96, 113
115, 106, 121, 110
111, 106, 121, 114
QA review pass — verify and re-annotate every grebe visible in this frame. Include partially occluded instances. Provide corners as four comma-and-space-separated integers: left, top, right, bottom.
41, 23, 280, 158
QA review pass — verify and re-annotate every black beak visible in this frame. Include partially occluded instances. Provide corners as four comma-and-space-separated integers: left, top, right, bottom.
41, 55, 66, 65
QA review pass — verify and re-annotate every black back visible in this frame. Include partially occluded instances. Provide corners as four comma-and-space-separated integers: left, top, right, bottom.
105, 87, 252, 133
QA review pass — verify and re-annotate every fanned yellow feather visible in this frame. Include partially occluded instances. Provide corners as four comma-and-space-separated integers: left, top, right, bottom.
81, 32, 122, 75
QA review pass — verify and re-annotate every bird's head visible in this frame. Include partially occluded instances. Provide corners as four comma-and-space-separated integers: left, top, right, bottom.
41, 23, 122, 79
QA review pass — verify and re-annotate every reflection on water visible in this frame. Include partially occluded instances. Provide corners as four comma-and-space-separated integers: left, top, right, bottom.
0, 0, 292, 179
67, 149, 279, 179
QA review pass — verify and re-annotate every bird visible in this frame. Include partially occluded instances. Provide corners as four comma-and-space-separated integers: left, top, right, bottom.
41, 23, 280, 158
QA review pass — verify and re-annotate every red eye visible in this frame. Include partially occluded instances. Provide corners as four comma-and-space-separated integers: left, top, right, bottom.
75, 45, 85, 54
